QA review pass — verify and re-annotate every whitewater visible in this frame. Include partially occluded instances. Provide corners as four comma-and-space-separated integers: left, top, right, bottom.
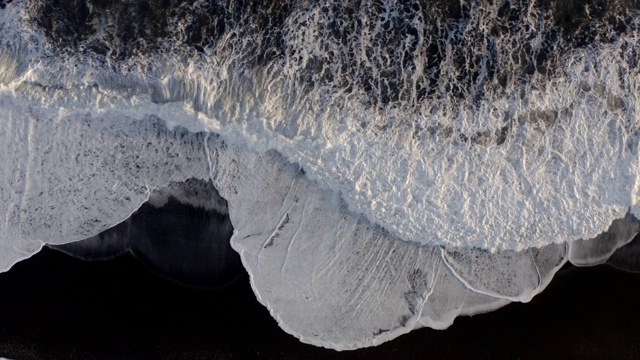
1, 0, 640, 350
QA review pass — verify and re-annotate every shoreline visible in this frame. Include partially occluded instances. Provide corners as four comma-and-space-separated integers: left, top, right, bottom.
0, 247, 639, 359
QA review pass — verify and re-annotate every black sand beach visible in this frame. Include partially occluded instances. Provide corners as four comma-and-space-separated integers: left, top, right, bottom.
0, 246, 639, 360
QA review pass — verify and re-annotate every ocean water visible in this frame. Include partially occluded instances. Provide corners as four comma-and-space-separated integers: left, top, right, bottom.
52, 178, 243, 289
1, 0, 640, 350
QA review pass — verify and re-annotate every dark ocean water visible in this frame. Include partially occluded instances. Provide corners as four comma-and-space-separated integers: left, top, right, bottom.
0, 246, 639, 360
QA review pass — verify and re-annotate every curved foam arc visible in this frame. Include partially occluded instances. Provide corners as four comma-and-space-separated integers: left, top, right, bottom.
52, 179, 242, 288
213, 138, 570, 349
218, 143, 444, 350
417, 264, 510, 330
608, 234, 640, 272
0, 238, 44, 273
568, 213, 640, 266
441, 243, 568, 302
52, 179, 231, 265
0, 82, 500, 348
146, 179, 229, 213
0, 94, 211, 271
0, 1, 638, 252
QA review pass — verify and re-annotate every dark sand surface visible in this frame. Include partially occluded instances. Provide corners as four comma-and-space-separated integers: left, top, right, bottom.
0, 247, 639, 360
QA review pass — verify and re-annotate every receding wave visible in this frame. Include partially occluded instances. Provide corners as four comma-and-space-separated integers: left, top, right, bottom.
1, 0, 639, 350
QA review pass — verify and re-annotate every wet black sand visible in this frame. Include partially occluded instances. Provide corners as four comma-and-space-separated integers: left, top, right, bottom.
0, 247, 639, 359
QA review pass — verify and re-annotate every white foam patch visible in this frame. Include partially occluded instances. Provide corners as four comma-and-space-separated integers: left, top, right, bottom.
147, 180, 228, 213
0, 94, 210, 271
0, 1, 638, 252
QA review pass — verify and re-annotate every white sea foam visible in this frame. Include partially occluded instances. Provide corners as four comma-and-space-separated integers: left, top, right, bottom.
1, 0, 640, 350
2, 0, 639, 252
